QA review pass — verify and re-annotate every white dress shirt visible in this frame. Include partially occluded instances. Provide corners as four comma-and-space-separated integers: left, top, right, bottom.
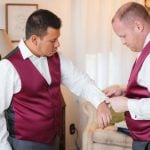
128, 33, 150, 120
0, 40, 106, 150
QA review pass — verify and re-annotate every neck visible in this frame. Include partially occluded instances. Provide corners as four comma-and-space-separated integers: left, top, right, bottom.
25, 40, 40, 57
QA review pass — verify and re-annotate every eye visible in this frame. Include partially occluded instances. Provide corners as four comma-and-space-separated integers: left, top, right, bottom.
50, 40, 56, 43
120, 34, 125, 38
50, 39, 57, 43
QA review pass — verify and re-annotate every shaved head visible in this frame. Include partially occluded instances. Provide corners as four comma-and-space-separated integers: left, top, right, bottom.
112, 2, 150, 24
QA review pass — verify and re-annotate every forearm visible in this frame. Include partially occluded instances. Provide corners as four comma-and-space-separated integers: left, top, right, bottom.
61, 54, 107, 107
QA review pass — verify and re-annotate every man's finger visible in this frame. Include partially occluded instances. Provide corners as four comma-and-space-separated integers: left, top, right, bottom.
97, 117, 105, 129
105, 98, 110, 104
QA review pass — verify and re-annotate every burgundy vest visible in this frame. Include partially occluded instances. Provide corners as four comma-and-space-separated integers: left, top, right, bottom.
125, 42, 150, 141
5, 47, 62, 144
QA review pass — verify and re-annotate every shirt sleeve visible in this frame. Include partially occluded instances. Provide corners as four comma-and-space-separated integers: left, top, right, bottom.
59, 53, 107, 107
0, 59, 20, 150
0, 113, 12, 150
128, 54, 150, 120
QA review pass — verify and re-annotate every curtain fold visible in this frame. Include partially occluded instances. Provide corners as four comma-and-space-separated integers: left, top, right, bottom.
58, 0, 144, 148
70, 0, 143, 88
68, 0, 143, 148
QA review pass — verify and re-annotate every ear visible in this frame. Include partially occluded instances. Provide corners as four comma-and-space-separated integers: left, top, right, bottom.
134, 20, 144, 33
30, 35, 39, 46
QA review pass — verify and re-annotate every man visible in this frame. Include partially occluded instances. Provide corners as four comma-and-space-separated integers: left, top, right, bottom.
104, 2, 150, 150
0, 9, 111, 150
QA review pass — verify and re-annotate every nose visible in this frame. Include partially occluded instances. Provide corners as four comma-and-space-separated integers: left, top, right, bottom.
54, 40, 60, 48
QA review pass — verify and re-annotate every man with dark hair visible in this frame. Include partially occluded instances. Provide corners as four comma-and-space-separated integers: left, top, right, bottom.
104, 2, 150, 150
0, 9, 111, 150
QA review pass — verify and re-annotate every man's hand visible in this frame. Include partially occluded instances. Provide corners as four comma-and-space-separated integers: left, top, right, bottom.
106, 96, 128, 112
103, 85, 126, 97
97, 102, 112, 129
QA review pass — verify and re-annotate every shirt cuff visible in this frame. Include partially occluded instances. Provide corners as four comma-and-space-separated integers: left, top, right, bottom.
128, 99, 139, 119
91, 94, 107, 108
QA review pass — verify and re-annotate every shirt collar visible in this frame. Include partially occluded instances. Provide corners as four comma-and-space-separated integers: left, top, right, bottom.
137, 33, 150, 58
18, 39, 34, 60
143, 32, 150, 48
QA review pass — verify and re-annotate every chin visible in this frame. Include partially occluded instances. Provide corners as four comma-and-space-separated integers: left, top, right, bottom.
48, 53, 55, 57
47, 54, 53, 57
130, 47, 138, 52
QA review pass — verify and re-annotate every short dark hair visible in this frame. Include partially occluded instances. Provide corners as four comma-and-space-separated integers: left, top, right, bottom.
25, 9, 62, 39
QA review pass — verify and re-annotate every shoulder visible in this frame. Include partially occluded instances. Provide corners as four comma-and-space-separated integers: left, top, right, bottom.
0, 59, 16, 72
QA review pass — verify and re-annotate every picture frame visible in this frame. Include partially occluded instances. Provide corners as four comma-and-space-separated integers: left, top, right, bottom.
5, 3, 38, 42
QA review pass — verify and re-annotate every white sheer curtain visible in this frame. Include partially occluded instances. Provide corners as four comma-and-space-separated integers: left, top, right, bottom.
68, 0, 143, 89
63, 0, 144, 148
54, 0, 144, 149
